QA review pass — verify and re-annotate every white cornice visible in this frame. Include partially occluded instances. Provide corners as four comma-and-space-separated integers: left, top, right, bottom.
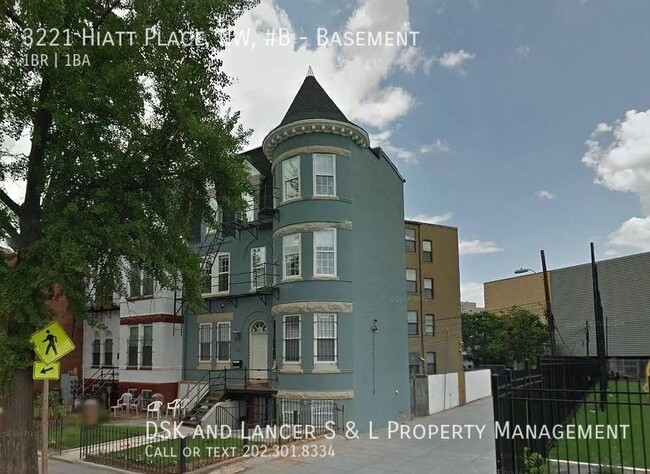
262, 119, 370, 158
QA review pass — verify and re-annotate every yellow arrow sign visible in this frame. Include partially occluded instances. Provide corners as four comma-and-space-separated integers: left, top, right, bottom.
30, 321, 75, 364
33, 361, 61, 380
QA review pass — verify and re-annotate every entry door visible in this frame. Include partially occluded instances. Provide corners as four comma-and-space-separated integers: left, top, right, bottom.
249, 321, 268, 380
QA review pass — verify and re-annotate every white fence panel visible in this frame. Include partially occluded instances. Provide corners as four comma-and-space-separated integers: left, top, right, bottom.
464, 369, 492, 403
427, 373, 459, 415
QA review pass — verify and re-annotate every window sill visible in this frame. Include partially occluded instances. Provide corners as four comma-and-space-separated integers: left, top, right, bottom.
201, 291, 230, 298
312, 365, 340, 373
126, 295, 154, 302
280, 364, 303, 373
312, 275, 338, 280
280, 276, 302, 283
280, 197, 302, 205
140, 366, 152, 371
125, 366, 139, 370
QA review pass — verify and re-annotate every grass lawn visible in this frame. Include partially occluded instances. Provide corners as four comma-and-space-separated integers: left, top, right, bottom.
55, 424, 148, 449
548, 380, 650, 470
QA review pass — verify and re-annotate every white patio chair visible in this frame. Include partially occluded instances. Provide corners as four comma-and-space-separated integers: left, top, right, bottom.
111, 393, 128, 415
166, 398, 182, 418
146, 400, 163, 420
123, 392, 139, 414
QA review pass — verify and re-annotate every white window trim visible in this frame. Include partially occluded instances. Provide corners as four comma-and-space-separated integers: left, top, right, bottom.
283, 314, 301, 364
312, 154, 336, 197
215, 322, 231, 363
251, 246, 266, 290
283, 234, 301, 280
198, 322, 212, 363
206, 195, 222, 235
244, 192, 255, 222
313, 228, 337, 277
214, 252, 230, 294
313, 313, 337, 365
282, 156, 301, 202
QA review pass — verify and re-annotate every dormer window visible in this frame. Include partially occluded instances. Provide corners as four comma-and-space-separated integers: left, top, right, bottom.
282, 157, 300, 201
313, 154, 336, 196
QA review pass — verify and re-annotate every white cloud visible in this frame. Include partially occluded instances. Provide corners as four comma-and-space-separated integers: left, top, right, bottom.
514, 44, 530, 59
608, 217, 650, 251
220, 0, 432, 146
461, 282, 484, 306
437, 49, 475, 70
370, 130, 448, 165
583, 109, 650, 251
406, 212, 453, 225
459, 239, 503, 255
536, 190, 555, 200
419, 139, 450, 154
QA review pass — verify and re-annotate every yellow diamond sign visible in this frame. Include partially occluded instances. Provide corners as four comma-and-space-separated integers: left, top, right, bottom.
33, 361, 61, 380
30, 321, 75, 364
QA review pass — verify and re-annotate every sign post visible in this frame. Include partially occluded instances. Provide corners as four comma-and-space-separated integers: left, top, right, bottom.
41, 378, 49, 474
30, 321, 75, 474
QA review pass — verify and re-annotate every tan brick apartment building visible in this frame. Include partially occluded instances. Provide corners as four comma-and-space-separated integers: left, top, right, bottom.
404, 221, 463, 378
484, 273, 547, 319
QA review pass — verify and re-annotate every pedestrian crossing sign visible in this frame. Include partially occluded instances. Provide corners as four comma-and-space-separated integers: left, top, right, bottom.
33, 361, 61, 380
30, 321, 75, 364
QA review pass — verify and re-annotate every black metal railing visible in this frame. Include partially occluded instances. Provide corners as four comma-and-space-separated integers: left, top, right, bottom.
201, 263, 280, 297
493, 356, 650, 473
34, 417, 64, 455
79, 401, 344, 473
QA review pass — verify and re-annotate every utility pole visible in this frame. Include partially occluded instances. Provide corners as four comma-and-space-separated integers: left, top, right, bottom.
590, 242, 607, 411
540, 250, 557, 355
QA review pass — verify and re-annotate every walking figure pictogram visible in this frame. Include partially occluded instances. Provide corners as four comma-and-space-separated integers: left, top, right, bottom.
43, 330, 58, 356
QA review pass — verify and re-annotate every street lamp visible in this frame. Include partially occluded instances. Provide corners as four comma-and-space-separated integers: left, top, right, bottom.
514, 268, 537, 275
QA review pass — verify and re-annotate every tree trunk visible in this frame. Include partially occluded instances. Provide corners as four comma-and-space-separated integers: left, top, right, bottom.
0, 369, 38, 474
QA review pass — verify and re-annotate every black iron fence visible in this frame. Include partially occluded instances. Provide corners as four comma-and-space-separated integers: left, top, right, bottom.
493, 356, 650, 473
80, 400, 344, 473
34, 417, 64, 455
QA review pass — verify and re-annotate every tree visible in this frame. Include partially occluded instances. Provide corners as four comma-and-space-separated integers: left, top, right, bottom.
461, 311, 509, 367
462, 308, 548, 367
0, 1, 257, 472
502, 306, 548, 365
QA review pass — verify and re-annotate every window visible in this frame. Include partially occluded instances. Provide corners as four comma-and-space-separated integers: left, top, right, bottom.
198, 323, 212, 363
423, 278, 434, 299
92, 333, 101, 367
128, 327, 138, 366
104, 333, 113, 366
215, 253, 230, 293
313, 154, 335, 196
283, 315, 301, 363
310, 400, 336, 428
283, 234, 301, 278
314, 228, 336, 276
407, 311, 418, 336
405, 228, 416, 252
142, 325, 153, 367
425, 314, 435, 336
314, 314, 337, 363
244, 193, 255, 222
129, 265, 154, 297
406, 269, 417, 293
409, 352, 421, 376
202, 255, 214, 293
215, 322, 230, 362
206, 196, 222, 234
422, 240, 432, 262
426, 352, 437, 375
251, 247, 267, 289
282, 156, 300, 200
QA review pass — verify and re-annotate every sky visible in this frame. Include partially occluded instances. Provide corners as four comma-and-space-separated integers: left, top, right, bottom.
3, 0, 650, 305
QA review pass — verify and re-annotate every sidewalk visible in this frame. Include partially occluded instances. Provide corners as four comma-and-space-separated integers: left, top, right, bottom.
213, 397, 496, 474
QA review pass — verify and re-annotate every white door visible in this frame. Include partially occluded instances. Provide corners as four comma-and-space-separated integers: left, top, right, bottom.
249, 321, 268, 380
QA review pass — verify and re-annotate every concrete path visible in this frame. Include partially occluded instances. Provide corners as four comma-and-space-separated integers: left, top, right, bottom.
216, 397, 496, 474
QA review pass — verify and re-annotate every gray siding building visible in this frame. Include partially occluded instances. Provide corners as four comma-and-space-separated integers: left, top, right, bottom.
552, 252, 650, 359
181, 71, 411, 429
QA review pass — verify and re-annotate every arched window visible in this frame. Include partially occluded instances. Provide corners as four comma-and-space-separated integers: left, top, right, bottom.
250, 320, 268, 333
92, 332, 101, 367
104, 331, 113, 367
